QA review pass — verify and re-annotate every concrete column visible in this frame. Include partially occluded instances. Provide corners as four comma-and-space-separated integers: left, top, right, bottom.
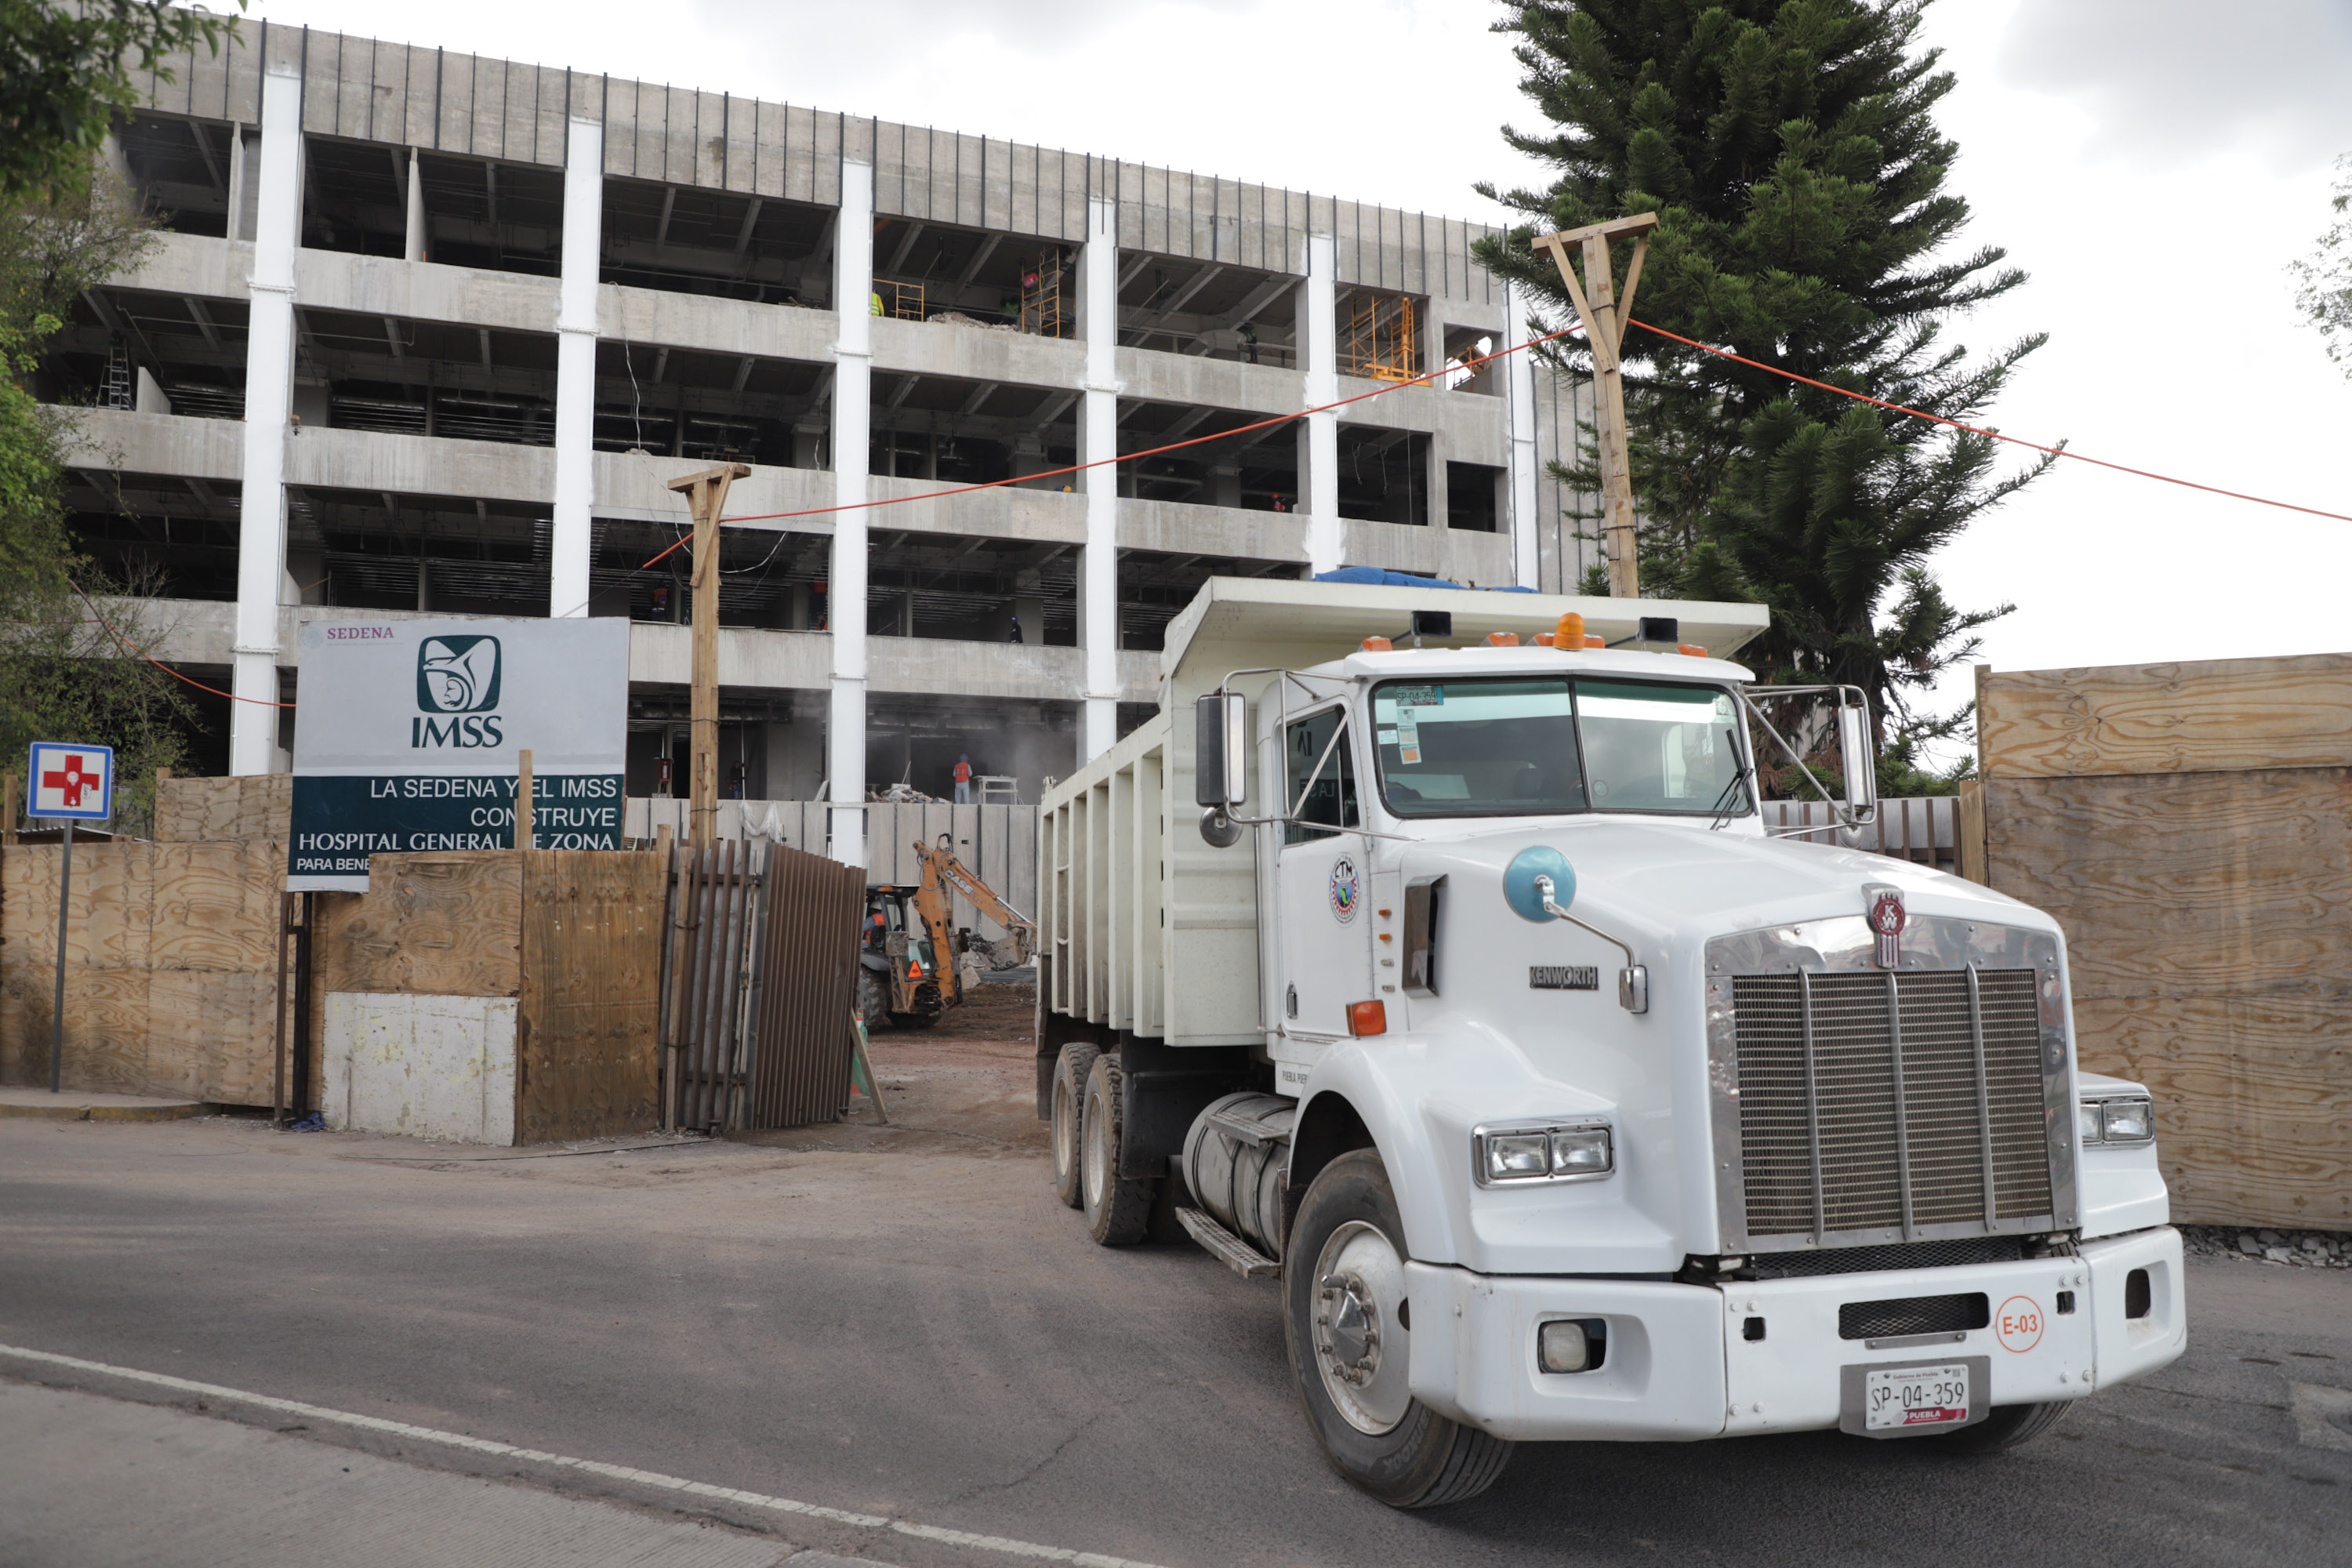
827, 159, 875, 869
1073, 194, 1120, 761
1299, 231, 1340, 575
1502, 281, 1541, 589
403, 147, 425, 262
550, 118, 601, 619
229, 65, 302, 778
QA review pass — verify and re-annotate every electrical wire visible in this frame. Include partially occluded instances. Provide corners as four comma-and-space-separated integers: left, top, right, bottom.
1623, 317, 2352, 526
68, 579, 293, 707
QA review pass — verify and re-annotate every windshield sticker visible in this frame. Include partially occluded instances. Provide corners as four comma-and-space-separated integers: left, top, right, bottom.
1396, 713, 1421, 764
1376, 728, 1399, 744
1329, 855, 1361, 923
1386, 685, 1443, 707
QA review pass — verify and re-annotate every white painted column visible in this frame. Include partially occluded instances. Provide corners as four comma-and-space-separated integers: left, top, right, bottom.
1502, 281, 1541, 590
1299, 232, 1341, 576
1074, 194, 1120, 760
550, 118, 602, 619
827, 159, 874, 869
402, 147, 425, 262
228, 65, 303, 777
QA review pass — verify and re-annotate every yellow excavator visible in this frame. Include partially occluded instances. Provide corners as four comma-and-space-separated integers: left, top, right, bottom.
859, 834, 1037, 1029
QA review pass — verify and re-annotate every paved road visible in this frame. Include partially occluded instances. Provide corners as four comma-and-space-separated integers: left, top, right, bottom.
2, 1022, 2347, 1567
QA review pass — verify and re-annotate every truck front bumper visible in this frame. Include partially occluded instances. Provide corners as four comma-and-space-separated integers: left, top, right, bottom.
1404, 1226, 2185, 1443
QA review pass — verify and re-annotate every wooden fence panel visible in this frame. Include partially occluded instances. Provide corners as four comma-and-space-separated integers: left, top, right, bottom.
0, 838, 284, 1103
1982, 747, 2352, 1228
324, 853, 524, 997
517, 849, 664, 1143
1979, 653, 2352, 779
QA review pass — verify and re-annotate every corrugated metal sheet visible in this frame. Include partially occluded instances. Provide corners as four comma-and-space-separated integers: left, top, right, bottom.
746, 844, 864, 1130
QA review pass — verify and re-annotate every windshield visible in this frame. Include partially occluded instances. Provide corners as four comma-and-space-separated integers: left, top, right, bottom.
1369, 677, 1748, 818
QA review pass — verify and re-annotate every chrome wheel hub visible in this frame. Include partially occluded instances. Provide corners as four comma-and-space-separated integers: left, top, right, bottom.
1311, 1220, 1411, 1435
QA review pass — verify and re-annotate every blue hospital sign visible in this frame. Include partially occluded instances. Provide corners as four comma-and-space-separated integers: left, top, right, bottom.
27, 742, 114, 821
288, 618, 628, 891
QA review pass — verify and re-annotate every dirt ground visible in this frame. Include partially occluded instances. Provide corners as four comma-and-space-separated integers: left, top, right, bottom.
732, 978, 1047, 1159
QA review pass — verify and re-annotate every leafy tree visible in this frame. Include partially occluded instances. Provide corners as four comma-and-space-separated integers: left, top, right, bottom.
0, 0, 240, 202
2, 165, 196, 832
2289, 153, 2352, 377
1475, 0, 2045, 789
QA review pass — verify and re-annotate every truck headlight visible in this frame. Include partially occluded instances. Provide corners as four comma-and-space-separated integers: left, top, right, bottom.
2100, 1097, 2154, 1143
1550, 1127, 1613, 1175
1474, 1123, 1613, 1185
1483, 1133, 1550, 1181
2078, 1095, 2154, 1145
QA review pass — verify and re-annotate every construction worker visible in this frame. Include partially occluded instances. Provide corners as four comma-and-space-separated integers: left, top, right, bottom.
953, 754, 974, 804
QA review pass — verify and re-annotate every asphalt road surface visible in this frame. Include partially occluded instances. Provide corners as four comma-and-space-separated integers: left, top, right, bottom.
3, 988, 2347, 1567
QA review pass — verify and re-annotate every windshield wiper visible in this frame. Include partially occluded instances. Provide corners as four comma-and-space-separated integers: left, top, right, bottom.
1703, 763, 1753, 832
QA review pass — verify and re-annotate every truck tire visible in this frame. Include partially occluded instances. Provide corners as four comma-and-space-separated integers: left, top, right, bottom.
1051, 1043, 1101, 1209
1284, 1149, 1513, 1508
1930, 1399, 2074, 1453
1081, 1055, 1156, 1245
858, 970, 887, 1031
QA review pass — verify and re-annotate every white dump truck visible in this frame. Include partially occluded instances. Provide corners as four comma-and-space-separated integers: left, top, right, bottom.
1034, 576, 2185, 1507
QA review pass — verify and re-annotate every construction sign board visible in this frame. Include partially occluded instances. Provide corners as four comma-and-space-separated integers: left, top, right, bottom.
289, 617, 629, 891
27, 742, 114, 822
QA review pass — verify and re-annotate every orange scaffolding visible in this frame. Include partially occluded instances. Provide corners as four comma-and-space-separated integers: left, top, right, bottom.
1341, 289, 1419, 383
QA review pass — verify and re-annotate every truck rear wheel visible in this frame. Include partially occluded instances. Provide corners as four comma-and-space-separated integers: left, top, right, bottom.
1284, 1149, 1513, 1508
1081, 1055, 1156, 1245
1930, 1399, 2073, 1453
857, 969, 887, 1030
1050, 1044, 1101, 1208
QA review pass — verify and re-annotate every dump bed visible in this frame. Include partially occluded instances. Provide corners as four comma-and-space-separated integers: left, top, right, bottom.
1035, 578, 1766, 1047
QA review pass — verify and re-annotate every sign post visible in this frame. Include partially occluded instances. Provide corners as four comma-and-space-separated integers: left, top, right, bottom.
27, 742, 114, 1094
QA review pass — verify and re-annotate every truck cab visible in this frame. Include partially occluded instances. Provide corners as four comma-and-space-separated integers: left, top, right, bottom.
1036, 577, 2185, 1508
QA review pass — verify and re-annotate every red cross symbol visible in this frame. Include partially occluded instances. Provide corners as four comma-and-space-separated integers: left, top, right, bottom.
42, 753, 93, 808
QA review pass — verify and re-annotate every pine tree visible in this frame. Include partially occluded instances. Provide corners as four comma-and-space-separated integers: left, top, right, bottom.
1474, 0, 2045, 784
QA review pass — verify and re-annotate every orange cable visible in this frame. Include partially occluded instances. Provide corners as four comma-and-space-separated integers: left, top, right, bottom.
637, 322, 1585, 571
68, 580, 293, 707
1624, 318, 2352, 526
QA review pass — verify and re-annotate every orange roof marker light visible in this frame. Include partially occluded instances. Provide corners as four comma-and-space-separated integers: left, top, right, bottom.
1486, 632, 1521, 648
1360, 635, 1393, 652
1555, 612, 1586, 648
1678, 644, 1709, 658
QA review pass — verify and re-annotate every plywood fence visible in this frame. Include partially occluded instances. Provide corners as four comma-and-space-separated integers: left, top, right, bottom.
1971, 653, 2351, 1229
310, 848, 665, 1143
0, 837, 285, 1103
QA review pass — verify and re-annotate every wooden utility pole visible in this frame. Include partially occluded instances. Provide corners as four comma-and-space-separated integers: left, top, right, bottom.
666, 463, 751, 850
1534, 212, 1657, 598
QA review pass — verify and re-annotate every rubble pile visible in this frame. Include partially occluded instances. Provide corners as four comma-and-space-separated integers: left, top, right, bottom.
2180, 1225, 2350, 1269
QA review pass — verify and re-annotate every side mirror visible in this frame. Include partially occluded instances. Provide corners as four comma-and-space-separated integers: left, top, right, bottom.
1195, 692, 1248, 809
1837, 698, 1877, 823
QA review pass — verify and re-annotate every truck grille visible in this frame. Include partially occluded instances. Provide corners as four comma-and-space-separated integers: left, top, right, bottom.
1731, 971, 2053, 1240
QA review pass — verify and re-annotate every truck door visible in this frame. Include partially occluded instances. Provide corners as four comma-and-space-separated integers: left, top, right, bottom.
1275, 704, 1373, 1039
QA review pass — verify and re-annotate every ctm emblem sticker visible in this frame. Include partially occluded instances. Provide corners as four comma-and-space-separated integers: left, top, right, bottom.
1328, 855, 1361, 923
417, 635, 502, 713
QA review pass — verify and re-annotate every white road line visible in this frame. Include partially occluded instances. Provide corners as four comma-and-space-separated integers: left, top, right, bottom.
0, 1343, 1166, 1568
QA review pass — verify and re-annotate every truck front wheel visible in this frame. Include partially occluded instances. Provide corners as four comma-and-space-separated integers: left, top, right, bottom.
1284, 1149, 1514, 1508
1930, 1399, 2073, 1453
1081, 1055, 1157, 1245
1050, 1044, 1100, 1208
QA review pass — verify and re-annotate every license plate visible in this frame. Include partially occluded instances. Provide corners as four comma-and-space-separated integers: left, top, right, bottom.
1864, 1363, 1972, 1431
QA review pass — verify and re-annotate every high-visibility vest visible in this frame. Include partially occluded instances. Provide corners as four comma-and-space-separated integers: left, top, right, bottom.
954, 761, 972, 782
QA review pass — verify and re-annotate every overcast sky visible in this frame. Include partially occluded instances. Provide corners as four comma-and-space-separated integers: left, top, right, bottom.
243, 0, 2352, 731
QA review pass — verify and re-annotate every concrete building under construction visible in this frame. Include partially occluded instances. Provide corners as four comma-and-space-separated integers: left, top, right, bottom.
46, 21, 1599, 864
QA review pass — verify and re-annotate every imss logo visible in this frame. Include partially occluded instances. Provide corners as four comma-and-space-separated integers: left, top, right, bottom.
412, 635, 506, 747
